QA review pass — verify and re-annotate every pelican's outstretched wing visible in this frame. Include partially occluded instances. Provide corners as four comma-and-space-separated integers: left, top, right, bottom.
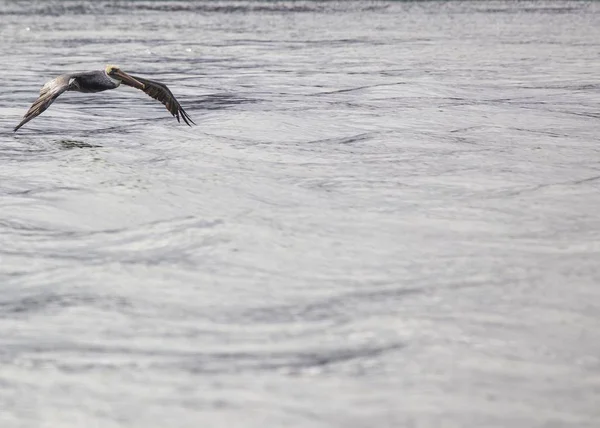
14, 74, 72, 132
122, 75, 195, 126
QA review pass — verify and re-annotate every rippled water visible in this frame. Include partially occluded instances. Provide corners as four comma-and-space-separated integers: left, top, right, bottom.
1, 1, 600, 426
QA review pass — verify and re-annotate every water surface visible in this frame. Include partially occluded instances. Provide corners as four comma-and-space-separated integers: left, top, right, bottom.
1, 1, 599, 427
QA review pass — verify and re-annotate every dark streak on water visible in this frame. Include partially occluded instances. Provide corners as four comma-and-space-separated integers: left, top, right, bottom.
1, 1, 600, 427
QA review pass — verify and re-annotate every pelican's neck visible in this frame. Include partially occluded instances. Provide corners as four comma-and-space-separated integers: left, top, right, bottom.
105, 71, 121, 87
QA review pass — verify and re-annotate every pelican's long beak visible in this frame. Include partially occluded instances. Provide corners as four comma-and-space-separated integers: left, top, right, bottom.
113, 70, 145, 89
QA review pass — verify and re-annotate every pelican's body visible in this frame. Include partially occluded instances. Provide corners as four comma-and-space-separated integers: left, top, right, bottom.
68, 70, 121, 93
14, 65, 194, 132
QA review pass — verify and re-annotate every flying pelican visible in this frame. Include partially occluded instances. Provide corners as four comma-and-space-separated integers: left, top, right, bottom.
14, 65, 194, 132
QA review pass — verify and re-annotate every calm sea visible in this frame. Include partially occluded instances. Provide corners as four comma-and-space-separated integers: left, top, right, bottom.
0, 1, 599, 427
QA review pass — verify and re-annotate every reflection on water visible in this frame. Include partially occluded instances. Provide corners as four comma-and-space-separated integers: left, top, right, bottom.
57, 139, 101, 149
1, 1, 600, 427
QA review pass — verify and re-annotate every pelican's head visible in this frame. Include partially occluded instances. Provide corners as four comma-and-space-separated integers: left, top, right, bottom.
105, 64, 145, 89
105, 64, 120, 75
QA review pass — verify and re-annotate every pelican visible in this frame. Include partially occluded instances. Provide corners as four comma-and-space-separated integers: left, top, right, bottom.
14, 65, 194, 132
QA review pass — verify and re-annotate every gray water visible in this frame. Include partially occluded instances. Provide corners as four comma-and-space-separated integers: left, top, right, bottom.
1, 1, 600, 427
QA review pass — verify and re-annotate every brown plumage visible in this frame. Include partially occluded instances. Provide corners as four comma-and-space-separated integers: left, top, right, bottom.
124, 75, 195, 126
14, 75, 72, 132
14, 65, 195, 132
